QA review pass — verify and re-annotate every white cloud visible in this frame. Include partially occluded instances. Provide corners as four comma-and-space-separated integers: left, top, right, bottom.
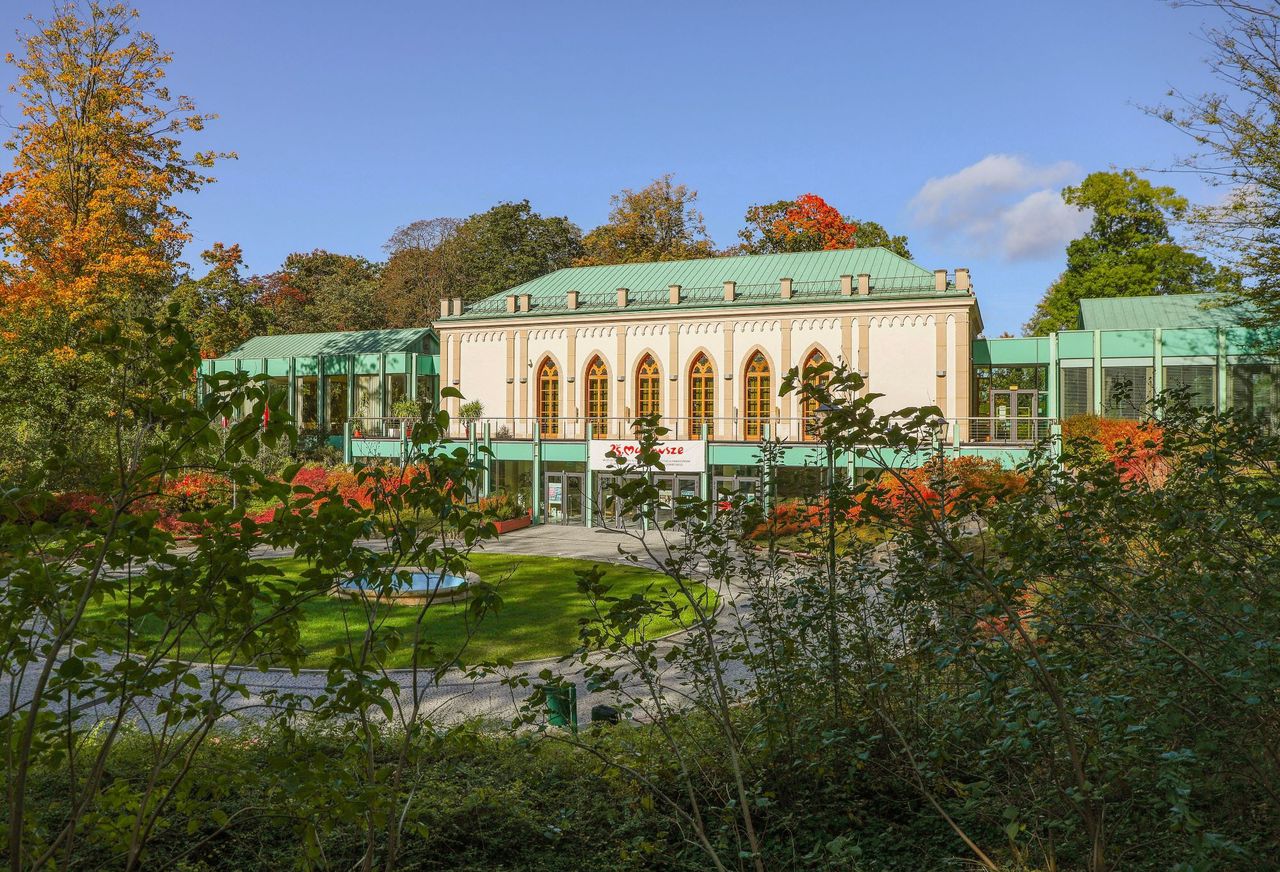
908, 155, 1091, 261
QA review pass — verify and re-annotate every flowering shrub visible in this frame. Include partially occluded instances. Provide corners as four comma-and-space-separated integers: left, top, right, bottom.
162, 472, 232, 513
749, 457, 1028, 540
1062, 415, 1166, 483
478, 491, 527, 521
32, 491, 108, 523
874, 456, 1027, 523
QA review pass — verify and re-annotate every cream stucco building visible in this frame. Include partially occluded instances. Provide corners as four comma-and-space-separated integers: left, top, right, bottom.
434, 248, 979, 442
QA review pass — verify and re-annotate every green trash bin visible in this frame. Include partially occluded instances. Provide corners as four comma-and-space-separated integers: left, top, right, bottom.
545, 682, 578, 732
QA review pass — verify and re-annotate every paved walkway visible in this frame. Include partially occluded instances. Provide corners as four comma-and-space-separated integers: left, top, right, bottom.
5, 523, 741, 731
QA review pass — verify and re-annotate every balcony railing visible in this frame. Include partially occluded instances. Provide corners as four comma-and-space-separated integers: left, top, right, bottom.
347, 416, 1058, 446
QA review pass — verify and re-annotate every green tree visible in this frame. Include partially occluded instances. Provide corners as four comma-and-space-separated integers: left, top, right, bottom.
258, 249, 385, 334
576, 174, 716, 265
1024, 170, 1238, 335
0, 1, 227, 486
1156, 1, 1280, 332
448, 200, 583, 300
374, 217, 464, 327
169, 243, 270, 357
375, 203, 581, 322
737, 195, 912, 258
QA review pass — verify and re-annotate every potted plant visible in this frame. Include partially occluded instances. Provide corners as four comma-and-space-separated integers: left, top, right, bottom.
459, 400, 484, 436
478, 491, 532, 534
389, 398, 420, 439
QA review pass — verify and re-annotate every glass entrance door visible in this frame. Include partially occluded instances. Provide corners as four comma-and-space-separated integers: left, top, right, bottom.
651, 474, 701, 526
989, 389, 1040, 442
712, 475, 760, 515
545, 471, 584, 525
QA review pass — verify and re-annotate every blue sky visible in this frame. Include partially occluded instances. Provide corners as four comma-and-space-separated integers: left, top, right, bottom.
1, 0, 1228, 335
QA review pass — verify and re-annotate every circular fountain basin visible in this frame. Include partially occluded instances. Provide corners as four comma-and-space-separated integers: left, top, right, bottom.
337, 570, 476, 605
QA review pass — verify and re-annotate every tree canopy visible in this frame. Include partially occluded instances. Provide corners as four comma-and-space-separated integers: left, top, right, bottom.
576, 174, 716, 265
168, 244, 269, 358
448, 200, 583, 300
257, 250, 385, 334
375, 202, 582, 327
1155, 0, 1280, 331
1024, 170, 1239, 335
0, 1, 228, 484
737, 193, 912, 258
0, 1, 227, 330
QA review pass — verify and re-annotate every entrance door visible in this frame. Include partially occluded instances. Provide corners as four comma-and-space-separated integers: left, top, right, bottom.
712, 475, 761, 515
989, 389, 1040, 442
650, 474, 702, 526
545, 471, 585, 525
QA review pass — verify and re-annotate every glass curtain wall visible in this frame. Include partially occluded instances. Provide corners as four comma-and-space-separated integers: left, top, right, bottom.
415, 375, 438, 415
296, 376, 319, 433
1102, 366, 1154, 420
1060, 367, 1093, 418
1231, 364, 1280, 430
266, 377, 289, 424
386, 373, 408, 412
1164, 365, 1217, 411
354, 374, 382, 436
325, 375, 348, 435
974, 365, 1048, 417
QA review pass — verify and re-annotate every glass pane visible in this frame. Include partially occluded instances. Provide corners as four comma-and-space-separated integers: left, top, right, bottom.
296, 376, 319, 430
1231, 364, 1280, 431
1103, 366, 1153, 420
1061, 368, 1093, 418
1164, 365, 1216, 411
326, 375, 348, 434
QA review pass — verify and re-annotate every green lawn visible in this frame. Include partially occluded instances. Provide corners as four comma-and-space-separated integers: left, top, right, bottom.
82, 554, 716, 669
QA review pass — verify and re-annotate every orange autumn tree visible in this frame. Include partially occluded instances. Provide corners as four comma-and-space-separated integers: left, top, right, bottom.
0, 2, 229, 330
773, 194, 859, 250
0, 2, 229, 483
737, 193, 913, 257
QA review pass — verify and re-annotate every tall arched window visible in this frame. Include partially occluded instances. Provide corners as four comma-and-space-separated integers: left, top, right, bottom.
801, 349, 829, 441
743, 351, 771, 441
689, 353, 715, 439
635, 354, 661, 420
537, 359, 560, 438
585, 356, 609, 436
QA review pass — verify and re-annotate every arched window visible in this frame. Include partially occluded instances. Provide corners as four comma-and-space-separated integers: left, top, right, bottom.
635, 354, 661, 420
743, 351, 771, 441
801, 349, 829, 441
689, 353, 715, 439
585, 356, 609, 436
537, 358, 560, 438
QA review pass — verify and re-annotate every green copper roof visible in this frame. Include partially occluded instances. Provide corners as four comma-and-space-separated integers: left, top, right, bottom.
1077, 294, 1254, 330
218, 327, 434, 360
446, 248, 957, 319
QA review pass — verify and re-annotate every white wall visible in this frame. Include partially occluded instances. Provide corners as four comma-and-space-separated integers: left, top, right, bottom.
456, 330, 508, 417
867, 314, 938, 415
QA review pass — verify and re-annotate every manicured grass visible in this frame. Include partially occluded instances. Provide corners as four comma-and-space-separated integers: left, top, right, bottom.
81, 553, 716, 669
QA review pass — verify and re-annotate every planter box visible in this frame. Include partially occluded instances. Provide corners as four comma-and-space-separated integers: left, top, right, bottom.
491, 514, 532, 534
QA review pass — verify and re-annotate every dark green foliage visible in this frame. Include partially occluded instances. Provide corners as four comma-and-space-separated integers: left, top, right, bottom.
257, 249, 386, 334
1025, 170, 1239, 335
